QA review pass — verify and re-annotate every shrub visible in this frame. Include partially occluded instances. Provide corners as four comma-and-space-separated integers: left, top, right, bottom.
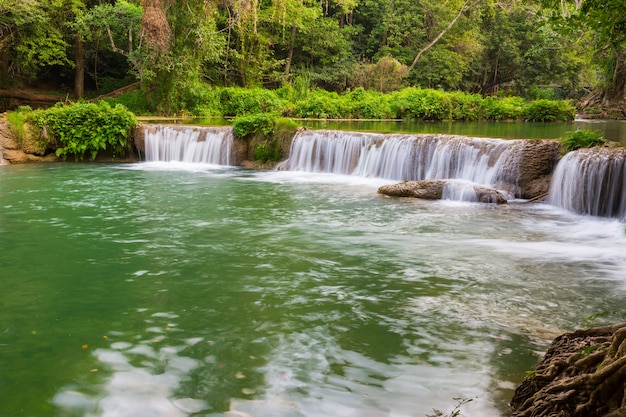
219, 87, 286, 116
482, 96, 525, 121
232, 113, 278, 138
32, 101, 137, 160
448, 91, 484, 121
345, 88, 394, 119
524, 99, 575, 122
6, 106, 32, 144
560, 129, 606, 152
105, 89, 155, 114
389, 88, 453, 120
253, 143, 282, 162
293, 89, 347, 118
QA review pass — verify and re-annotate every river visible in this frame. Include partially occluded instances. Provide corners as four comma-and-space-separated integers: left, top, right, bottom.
1, 161, 626, 417
183, 118, 626, 145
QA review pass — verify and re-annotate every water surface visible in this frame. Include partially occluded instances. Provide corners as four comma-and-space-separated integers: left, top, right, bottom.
1, 163, 625, 417
182, 118, 626, 145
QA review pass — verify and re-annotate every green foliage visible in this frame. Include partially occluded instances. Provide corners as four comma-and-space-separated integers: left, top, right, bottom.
32, 101, 137, 160
482, 97, 525, 121
293, 89, 348, 119
104, 89, 155, 115
219, 88, 286, 117
447, 91, 484, 121
232, 113, 278, 139
524, 99, 575, 122
6, 106, 32, 144
253, 143, 282, 163
389, 88, 453, 120
560, 129, 606, 152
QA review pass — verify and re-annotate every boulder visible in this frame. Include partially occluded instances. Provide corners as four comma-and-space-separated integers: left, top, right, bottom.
378, 179, 508, 204
1, 149, 58, 163
379, 180, 445, 199
517, 139, 562, 199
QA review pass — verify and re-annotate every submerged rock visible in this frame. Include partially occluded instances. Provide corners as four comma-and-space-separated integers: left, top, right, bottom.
511, 321, 626, 417
377, 179, 508, 204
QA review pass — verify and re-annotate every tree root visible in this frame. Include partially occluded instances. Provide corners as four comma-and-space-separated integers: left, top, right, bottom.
511, 322, 626, 417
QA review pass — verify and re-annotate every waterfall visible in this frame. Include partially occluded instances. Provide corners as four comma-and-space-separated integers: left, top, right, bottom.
144, 125, 233, 165
282, 129, 522, 191
548, 148, 626, 219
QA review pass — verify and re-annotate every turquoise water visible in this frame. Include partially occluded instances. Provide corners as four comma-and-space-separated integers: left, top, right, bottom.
2, 163, 626, 417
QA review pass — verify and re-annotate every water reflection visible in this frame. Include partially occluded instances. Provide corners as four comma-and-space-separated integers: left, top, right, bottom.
180, 117, 626, 144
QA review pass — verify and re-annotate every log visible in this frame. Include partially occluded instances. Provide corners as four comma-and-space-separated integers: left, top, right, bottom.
0, 89, 64, 103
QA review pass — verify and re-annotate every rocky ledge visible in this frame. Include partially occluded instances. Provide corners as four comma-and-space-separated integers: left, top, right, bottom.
378, 179, 508, 204
0, 116, 58, 164
511, 321, 626, 417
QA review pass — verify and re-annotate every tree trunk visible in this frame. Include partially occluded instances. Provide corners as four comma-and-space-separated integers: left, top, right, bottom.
74, 35, 84, 100
0, 48, 9, 89
604, 51, 626, 105
284, 25, 297, 79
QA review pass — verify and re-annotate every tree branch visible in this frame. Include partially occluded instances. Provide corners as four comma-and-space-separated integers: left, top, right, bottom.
105, 24, 129, 57
408, 0, 483, 72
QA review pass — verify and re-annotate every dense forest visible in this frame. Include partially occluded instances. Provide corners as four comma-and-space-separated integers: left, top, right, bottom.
0, 0, 624, 115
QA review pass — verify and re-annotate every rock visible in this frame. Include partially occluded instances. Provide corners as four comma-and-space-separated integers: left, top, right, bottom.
511, 321, 626, 417
378, 179, 508, 204
473, 185, 508, 204
517, 140, 562, 199
1, 149, 58, 163
133, 125, 146, 153
378, 180, 445, 199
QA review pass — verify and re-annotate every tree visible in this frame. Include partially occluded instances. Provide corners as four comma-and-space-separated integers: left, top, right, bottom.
0, 0, 71, 88
408, 0, 482, 72
545, 0, 626, 104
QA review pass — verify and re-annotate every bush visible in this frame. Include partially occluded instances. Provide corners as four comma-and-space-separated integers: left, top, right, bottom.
32, 101, 137, 160
560, 129, 606, 152
219, 87, 286, 116
253, 143, 282, 162
232, 113, 278, 138
6, 106, 32, 144
448, 91, 484, 121
524, 99, 575, 122
293, 89, 348, 118
105, 89, 155, 114
389, 88, 453, 120
482, 96, 525, 121
345, 88, 394, 119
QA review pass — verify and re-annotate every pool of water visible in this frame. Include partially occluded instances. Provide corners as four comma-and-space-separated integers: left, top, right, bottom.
180, 117, 626, 145
1, 163, 626, 417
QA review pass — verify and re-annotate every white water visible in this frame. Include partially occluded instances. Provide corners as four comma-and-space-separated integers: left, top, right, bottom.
283, 130, 521, 196
144, 125, 233, 165
140, 126, 626, 219
549, 148, 626, 219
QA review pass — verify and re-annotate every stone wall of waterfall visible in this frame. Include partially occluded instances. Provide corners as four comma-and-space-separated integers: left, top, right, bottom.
548, 147, 626, 219
143, 125, 234, 165
281, 129, 541, 198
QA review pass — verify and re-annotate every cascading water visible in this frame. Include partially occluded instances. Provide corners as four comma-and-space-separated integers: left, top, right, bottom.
282, 129, 523, 199
548, 147, 626, 219
144, 125, 234, 165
